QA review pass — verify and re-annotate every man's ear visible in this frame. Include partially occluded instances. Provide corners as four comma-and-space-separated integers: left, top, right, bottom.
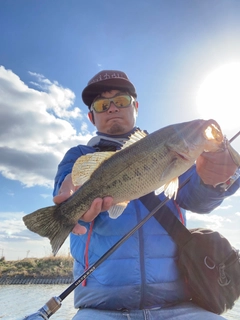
134, 101, 139, 111
88, 111, 95, 124
134, 101, 139, 115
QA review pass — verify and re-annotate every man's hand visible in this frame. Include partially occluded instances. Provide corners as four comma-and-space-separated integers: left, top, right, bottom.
196, 148, 238, 187
53, 173, 114, 235
53, 173, 77, 204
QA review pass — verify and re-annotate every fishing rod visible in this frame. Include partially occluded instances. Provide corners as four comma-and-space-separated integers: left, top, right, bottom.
23, 188, 177, 320
23, 130, 240, 320
229, 130, 240, 143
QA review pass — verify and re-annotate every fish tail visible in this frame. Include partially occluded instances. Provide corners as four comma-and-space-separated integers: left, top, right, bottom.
23, 206, 74, 256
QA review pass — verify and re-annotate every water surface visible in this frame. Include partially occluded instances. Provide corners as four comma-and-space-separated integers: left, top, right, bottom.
0, 284, 239, 319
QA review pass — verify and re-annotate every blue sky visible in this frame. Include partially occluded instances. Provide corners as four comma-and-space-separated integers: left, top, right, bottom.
0, 0, 240, 260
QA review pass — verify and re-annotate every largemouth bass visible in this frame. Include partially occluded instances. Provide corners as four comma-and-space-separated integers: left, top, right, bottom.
23, 119, 239, 255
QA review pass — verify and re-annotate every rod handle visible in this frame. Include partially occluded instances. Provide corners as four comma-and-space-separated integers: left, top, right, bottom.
38, 296, 62, 318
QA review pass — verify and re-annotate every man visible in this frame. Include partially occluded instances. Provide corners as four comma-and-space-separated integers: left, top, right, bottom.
53, 70, 239, 319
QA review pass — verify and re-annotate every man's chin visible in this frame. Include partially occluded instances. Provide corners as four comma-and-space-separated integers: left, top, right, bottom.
107, 123, 126, 135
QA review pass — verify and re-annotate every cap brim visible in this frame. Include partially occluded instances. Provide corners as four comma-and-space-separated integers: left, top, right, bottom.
82, 78, 137, 108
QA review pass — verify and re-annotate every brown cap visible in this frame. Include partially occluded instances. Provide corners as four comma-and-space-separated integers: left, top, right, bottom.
82, 70, 137, 108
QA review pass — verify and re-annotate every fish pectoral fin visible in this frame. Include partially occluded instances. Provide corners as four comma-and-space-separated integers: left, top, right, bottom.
121, 129, 147, 150
155, 177, 179, 200
72, 152, 115, 186
108, 201, 129, 219
160, 159, 177, 180
154, 161, 179, 196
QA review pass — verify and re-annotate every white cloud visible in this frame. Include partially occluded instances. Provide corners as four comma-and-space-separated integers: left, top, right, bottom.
186, 212, 231, 229
232, 189, 240, 197
213, 204, 232, 210
0, 211, 70, 260
29, 71, 80, 119
0, 212, 26, 240
0, 66, 94, 187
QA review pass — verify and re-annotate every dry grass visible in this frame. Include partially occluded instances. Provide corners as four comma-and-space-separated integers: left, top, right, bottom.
0, 255, 73, 278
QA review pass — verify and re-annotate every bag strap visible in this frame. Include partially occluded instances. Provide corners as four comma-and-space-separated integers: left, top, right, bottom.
140, 192, 192, 248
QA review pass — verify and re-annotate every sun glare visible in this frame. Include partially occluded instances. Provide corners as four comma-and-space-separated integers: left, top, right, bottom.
196, 63, 240, 132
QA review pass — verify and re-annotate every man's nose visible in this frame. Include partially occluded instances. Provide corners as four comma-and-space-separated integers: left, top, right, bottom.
107, 102, 119, 113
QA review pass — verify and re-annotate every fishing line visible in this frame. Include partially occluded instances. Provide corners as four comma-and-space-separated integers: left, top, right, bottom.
23, 131, 240, 320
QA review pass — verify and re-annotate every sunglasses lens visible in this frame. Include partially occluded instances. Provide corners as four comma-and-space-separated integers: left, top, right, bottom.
91, 95, 132, 112
113, 95, 132, 107
92, 99, 110, 112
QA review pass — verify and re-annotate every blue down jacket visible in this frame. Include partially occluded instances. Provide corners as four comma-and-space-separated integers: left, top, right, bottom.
53, 138, 240, 310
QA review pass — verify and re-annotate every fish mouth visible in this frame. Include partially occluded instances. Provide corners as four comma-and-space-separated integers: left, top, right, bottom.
203, 120, 223, 143
202, 119, 224, 152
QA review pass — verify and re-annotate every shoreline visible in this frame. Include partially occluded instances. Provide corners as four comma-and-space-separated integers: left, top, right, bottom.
0, 276, 74, 285
0, 256, 74, 285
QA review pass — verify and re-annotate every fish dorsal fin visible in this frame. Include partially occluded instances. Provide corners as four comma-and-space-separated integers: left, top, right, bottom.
108, 201, 129, 219
155, 177, 179, 200
72, 152, 115, 186
121, 130, 147, 150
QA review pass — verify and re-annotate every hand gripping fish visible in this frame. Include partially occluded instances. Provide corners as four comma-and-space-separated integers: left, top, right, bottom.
23, 119, 240, 255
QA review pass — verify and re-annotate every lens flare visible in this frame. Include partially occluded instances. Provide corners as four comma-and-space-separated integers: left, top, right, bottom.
197, 63, 240, 132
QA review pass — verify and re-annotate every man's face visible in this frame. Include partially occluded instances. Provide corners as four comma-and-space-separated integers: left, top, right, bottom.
88, 90, 138, 135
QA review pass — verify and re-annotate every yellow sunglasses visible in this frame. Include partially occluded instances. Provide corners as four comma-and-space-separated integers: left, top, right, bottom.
90, 94, 133, 113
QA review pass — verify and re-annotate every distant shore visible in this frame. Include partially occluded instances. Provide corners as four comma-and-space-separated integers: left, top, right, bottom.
0, 275, 74, 285
0, 256, 74, 285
